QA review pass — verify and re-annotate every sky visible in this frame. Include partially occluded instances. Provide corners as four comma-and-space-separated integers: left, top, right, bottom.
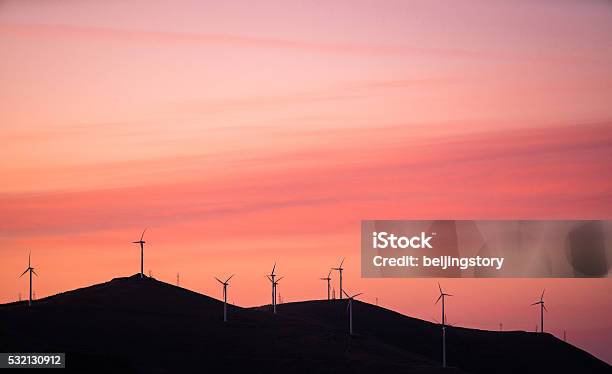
1, 0, 611, 363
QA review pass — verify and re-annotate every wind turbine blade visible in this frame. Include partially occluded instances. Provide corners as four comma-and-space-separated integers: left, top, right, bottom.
541, 289, 545, 301
140, 228, 147, 241
132, 241, 140, 244
435, 294, 442, 304
327, 269, 332, 278
266, 275, 273, 282
271, 262, 276, 275
276, 276, 284, 282
19, 269, 29, 277
32, 270, 38, 276
352, 293, 364, 298
339, 257, 345, 268
342, 289, 350, 298
531, 302, 540, 306
446, 293, 454, 297
543, 304, 548, 312
28, 251, 31, 267
225, 274, 235, 283
438, 282, 442, 293
215, 277, 224, 284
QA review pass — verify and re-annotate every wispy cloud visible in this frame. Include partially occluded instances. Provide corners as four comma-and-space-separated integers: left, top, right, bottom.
0, 23, 491, 60
2, 121, 610, 237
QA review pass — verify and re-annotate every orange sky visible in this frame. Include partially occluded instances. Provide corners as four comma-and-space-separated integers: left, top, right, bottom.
1, 0, 611, 363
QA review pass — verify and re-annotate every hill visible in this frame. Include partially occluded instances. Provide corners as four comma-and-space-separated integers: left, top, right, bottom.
0, 275, 608, 373
276, 299, 610, 374
0, 275, 456, 373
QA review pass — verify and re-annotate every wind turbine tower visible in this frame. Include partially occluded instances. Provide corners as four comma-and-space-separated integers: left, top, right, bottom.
19, 252, 38, 307
266, 263, 283, 314
132, 229, 147, 278
272, 277, 284, 311
435, 283, 453, 368
332, 258, 345, 299
343, 290, 363, 335
320, 270, 332, 300
531, 289, 547, 333
215, 275, 234, 322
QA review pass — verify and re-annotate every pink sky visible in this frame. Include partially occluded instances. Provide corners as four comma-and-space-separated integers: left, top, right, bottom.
1, 0, 611, 363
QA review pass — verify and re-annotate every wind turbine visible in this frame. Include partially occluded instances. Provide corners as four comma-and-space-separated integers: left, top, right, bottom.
132, 228, 147, 278
19, 252, 38, 306
332, 258, 345, 299
266, 263, 282, 314
320, 270, 332, 300
343, 290, 363, 335
435, 283, 453, 368
531, 289, 547, 333
215, 274, 234, 322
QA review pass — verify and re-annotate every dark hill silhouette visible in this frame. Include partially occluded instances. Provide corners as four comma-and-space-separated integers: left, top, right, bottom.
0, 275, 457, 373
276, 299, 610, 374
0, 275, 608, 373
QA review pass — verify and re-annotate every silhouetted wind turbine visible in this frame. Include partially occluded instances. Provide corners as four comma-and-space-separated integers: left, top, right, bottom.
320, 270, 332, 300
215, 274, 234, 322
435, 283, 453, 368
343, 290, 363, 335
132, 229, 147, 278
332, 258, 345, 299
19, 252, 38, 306
266, 263, 280, 313
531, 289, 547, 333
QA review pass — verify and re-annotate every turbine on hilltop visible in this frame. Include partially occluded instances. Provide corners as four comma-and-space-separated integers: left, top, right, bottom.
19, 251, 38, 307
531, 289, 547, 333
266, 262, 283, 314
435, 283, 453, 368
215, 274, 234, 322
320, 270, 332, 300
132, 229, 147, 278
331, 258, 345, 299
343, 289, 363, 335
